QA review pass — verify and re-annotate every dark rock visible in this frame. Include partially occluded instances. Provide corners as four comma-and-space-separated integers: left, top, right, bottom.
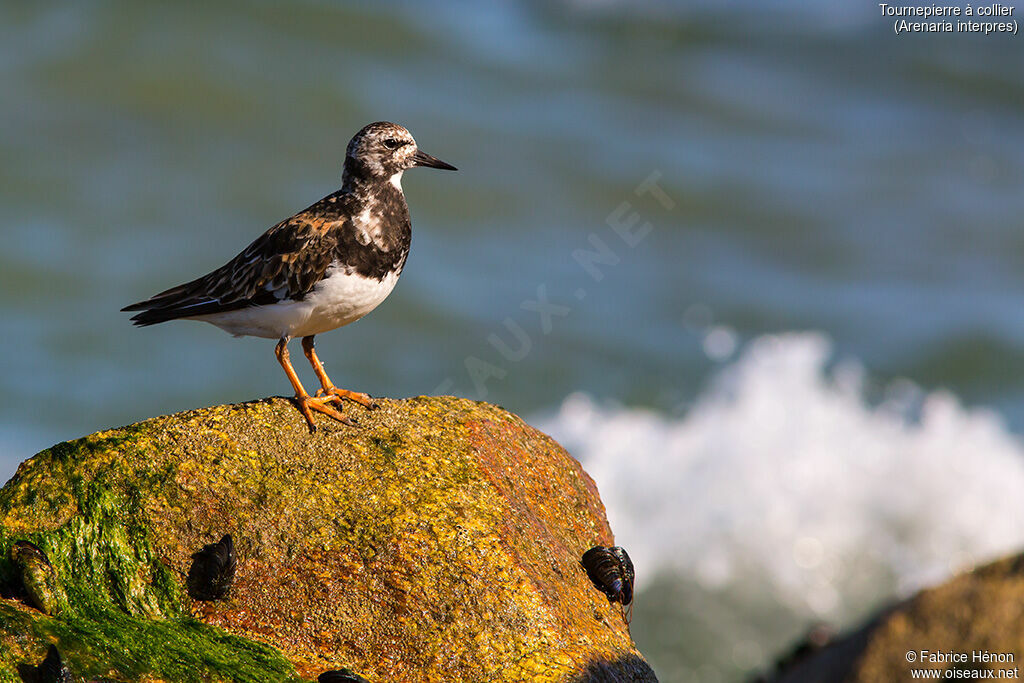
761, 552, 1024, 682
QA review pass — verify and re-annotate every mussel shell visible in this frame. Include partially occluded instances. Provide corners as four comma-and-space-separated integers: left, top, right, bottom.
608, 546, 634, 605
38, 644, 72, 683
318, 668, 369, 683
581, 545, 628, 605
10, 540, 52, 568
187, 534, 236, 601
9, 540, 62, 615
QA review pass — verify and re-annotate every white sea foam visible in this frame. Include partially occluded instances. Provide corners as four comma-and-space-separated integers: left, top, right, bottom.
536, 332, 1024, 620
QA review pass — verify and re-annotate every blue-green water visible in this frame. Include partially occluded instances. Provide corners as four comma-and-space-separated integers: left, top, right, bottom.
2, 2, 1024, 681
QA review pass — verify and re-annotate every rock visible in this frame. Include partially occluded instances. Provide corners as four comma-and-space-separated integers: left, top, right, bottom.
0, 396, 655, 682
761, 553, 1024, 682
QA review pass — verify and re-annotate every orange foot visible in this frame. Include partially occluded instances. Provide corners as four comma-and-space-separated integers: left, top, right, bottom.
317, 387, 379, 410
294, 394, 357, 433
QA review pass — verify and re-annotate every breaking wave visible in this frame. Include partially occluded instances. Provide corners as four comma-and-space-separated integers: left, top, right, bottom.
536, 332, 1024, 620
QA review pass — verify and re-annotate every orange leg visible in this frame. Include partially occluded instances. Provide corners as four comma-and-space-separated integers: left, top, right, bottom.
301, 336, 379, 410
275, 337, 354, 433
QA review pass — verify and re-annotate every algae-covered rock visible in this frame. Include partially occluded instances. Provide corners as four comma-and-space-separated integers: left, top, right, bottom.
763, 553, 1024, 682
0, 396, 655, 682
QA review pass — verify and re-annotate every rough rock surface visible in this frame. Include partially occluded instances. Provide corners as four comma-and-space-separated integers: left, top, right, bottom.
0, 396, 656, 682
762, 553, 1024, 682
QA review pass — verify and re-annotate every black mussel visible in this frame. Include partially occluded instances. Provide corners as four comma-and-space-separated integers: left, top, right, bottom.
608, 545, 634, 605
186, 534, 236, 601
318, 669, 370, 683
581, 544, 635, 623
38, 644, 72, 683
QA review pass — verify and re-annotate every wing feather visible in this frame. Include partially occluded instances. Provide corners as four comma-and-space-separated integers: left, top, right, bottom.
122, 212, 341, 325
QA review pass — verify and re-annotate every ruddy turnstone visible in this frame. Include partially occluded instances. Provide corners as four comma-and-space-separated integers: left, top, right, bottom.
123, 121, 456, 432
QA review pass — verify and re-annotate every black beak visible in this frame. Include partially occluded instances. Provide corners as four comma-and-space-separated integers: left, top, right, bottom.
412, 149, 457, 171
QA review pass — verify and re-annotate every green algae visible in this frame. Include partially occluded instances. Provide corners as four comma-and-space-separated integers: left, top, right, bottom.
0, 601, 299, 682
0, 426, 305, 682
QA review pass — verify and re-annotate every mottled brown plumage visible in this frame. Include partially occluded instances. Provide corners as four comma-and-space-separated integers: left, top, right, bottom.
123, 211, 342, 324
122, 122, 456, 432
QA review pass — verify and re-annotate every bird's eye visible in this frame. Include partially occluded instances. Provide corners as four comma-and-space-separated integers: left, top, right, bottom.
382, 138, 403, 150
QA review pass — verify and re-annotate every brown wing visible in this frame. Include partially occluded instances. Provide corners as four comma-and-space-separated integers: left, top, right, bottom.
123, 212, 340, 326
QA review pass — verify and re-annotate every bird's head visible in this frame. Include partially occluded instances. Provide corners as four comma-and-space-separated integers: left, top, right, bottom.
344, 121, 456, 188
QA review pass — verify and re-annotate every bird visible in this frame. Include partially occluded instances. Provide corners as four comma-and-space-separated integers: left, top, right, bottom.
122, 122, 456, 433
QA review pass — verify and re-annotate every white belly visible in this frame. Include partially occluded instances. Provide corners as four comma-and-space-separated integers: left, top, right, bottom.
192, 267, 400, 339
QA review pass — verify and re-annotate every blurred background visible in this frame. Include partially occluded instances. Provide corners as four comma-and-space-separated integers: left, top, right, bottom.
2, 2, 1023, 681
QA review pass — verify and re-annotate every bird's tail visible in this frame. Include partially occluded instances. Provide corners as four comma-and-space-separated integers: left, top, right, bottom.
121, 276, 214, 326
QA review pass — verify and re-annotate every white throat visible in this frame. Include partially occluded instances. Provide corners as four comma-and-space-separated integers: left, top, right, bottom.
389, 171, 404, 192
